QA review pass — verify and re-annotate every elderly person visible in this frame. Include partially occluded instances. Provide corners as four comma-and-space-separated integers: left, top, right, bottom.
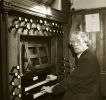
42, 31, 103, 100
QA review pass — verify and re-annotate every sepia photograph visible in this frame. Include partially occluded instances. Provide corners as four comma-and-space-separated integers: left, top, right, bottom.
0, 0, 106, 100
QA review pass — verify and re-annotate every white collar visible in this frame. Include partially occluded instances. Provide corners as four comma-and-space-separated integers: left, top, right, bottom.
77, 47, 88, 59
77, 53, 82, 59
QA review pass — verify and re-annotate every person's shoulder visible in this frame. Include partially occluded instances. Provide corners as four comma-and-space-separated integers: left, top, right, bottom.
83, 49, 98, 62
86, 49, 96, 57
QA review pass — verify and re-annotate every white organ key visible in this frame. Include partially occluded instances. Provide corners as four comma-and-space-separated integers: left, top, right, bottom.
33, 91, 46, 99
25, 80, 49, 92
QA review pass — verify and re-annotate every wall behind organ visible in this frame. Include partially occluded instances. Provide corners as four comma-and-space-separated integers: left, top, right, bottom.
71, 0, 106, 10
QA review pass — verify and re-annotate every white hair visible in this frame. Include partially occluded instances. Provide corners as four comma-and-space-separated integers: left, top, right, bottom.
70, 31, 90, 46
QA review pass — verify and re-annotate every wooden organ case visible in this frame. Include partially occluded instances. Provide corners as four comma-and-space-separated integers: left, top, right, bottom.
0, 0, 69, 100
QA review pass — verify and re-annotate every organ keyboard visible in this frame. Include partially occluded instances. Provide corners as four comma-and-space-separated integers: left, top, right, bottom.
25, 76, 55, 92
22, 73, 57, 100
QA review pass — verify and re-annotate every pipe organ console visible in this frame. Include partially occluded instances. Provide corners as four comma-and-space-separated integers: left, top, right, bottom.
8, 13, 69, 100
0, 0, 69, 100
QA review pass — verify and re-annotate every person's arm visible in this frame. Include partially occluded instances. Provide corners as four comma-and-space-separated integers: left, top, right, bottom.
52, 56, 98, 95
42, 55, 98, 95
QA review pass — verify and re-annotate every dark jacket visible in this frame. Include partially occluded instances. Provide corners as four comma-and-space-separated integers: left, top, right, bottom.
52, 49, 103, 100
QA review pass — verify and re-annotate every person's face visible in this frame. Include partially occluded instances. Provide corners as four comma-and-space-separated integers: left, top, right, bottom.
69, 34, 87, 54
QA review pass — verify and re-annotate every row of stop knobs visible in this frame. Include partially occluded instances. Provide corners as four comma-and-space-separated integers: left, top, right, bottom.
9, 66, 21, 99
9, 17, 64, 36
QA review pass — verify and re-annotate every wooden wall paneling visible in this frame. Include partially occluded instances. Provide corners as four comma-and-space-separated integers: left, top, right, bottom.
101, 13, 106, 98
81, 14, 86, 32
103, 13, 106, 72
101, 74, 106, 98
96, 31, 104, 69
96, 13, 104, 71
89, 32, 97, 54
71, 14, 83, 32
